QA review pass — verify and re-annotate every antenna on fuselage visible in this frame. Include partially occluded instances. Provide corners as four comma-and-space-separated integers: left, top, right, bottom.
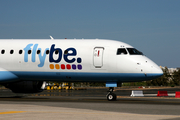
49, 35, 54, 40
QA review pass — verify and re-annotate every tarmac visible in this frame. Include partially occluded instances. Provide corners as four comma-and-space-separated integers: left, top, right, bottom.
0, 87, 180, 120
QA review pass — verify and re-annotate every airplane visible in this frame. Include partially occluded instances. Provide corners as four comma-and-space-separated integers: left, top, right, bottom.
0, 38, 163, 101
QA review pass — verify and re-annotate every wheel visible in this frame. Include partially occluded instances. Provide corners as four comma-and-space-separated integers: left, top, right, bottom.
107, 93, 117, 101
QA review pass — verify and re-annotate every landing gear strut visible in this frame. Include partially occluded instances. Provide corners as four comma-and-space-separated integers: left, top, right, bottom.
106, 87, 117, 101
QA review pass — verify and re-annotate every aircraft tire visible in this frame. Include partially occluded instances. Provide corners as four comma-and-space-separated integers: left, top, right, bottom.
107, 93, 117, 101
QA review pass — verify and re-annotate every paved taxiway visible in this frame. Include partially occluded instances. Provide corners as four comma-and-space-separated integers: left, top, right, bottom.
0, 87, 180, 120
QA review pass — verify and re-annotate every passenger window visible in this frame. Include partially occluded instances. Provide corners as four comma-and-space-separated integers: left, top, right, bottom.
64, 50, 68, 55
55, 50, 59, 54
37, 50, 40, 54
10, 50, 14, 54
28, 50, 31, 54
117, 48, 127, 55
1, 50, 5, 54
19, 50, 23, 54
46, 50, 49, 54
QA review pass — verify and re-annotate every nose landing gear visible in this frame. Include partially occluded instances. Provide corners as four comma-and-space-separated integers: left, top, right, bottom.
106, 87, 117, 101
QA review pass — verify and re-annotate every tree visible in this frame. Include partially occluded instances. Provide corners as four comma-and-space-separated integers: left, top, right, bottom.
172, 68, 180, 86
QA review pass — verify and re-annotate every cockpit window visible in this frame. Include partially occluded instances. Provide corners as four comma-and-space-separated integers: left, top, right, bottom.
117, 48, 127, 55
127, 48, 143, 55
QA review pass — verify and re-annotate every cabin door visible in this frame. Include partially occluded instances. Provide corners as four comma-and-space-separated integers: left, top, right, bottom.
93, 47, 104, 68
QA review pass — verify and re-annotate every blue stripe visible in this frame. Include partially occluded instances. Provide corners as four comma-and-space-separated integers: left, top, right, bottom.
0, 71, 19, 82
6, 71, 163, 82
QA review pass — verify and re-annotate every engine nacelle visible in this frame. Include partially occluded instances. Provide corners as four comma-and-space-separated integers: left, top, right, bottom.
5, 81, 46, 93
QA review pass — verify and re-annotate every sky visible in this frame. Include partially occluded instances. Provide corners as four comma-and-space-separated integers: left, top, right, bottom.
0, 0, 180, 68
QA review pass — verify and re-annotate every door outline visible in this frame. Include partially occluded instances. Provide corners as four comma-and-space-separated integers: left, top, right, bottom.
93, 47, 104, 68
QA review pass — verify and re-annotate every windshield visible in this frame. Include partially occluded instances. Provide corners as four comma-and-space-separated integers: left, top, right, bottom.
117, 48, 127, 55
127, 48, 143, 55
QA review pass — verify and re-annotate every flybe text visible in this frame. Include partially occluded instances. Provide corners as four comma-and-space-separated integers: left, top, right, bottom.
24, 44, 82, 68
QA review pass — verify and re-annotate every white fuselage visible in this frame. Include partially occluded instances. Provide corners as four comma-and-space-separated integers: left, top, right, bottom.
0, 39, 163, 83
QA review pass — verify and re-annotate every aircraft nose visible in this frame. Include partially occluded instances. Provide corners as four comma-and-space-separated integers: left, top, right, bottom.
152, 65, 163, 78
